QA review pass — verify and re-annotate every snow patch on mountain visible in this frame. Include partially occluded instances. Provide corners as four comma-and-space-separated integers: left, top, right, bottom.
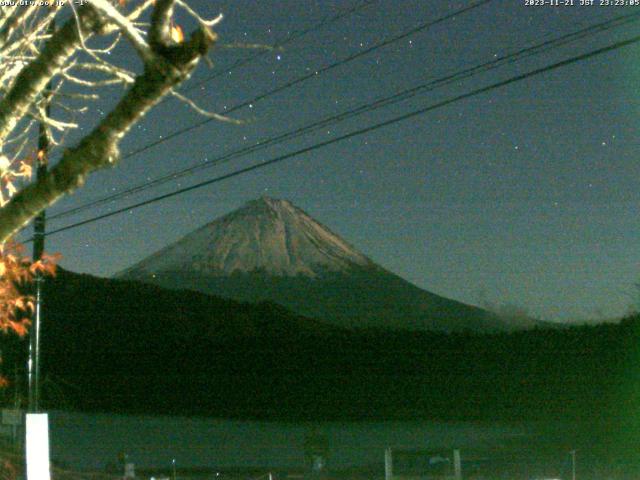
120, 197, 374, 278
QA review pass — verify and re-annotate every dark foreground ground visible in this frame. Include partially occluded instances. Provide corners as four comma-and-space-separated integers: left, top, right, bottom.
0, 272, 638, 478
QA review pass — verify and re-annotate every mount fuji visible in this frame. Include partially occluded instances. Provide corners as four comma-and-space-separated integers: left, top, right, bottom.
118, 197, 512, 332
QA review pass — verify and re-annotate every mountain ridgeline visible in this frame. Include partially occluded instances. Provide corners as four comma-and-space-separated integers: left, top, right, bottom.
0, 268, 636, 438
0, 196, 631, 446
118, 196, 517, 332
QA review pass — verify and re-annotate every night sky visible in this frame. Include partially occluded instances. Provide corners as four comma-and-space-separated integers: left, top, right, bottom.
20, 0, 640, 322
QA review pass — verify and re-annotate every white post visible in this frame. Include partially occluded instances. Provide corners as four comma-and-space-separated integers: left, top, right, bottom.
124, 463, 136, 479
570, 450, 576, 480
25, 413, 51, 480
453, 449, 462, 480
384, 448, 393, 480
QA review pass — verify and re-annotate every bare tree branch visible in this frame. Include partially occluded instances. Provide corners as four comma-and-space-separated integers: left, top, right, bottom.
0, 23, 217, 242
0, 6, 104, 144
150, 0, 177, 49
90, 0, 153, 62
0, 4, 38, 46
171, 90, 241, 124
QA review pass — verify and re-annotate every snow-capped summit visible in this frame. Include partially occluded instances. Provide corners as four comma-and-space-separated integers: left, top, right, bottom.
120, 197, 513, 332
120, 196, 373, 278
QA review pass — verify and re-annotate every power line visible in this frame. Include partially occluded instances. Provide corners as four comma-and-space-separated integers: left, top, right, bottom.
118, 0, 492, 161
33, 33, 640, 241
58, 0, 376, 83
183, 0, 379, 94
48, 10, 640, 222
131, 1, 380, 113
46, 0, 492, 221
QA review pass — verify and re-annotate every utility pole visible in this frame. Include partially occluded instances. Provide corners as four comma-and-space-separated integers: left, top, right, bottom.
384, 448, 393, 480
27, 87, 49, 414
570, 449, 576, 480
453, 449, 462, 480
27, 17, 55, 415
25, 21, 54, 480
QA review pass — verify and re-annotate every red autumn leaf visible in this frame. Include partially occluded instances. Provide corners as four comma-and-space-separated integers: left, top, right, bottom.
7, 320, 29, 337
0, 243, 60, 337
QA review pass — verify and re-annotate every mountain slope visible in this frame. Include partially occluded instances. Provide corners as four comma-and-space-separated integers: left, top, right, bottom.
119, 196, 373, 278
6, 268, 635, 425
119, 197, 510, 332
